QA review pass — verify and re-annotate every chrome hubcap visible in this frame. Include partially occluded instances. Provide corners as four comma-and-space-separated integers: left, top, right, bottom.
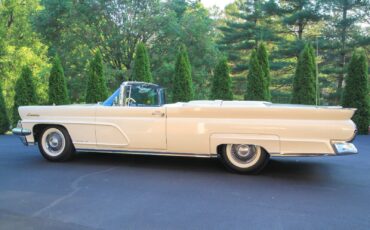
46, 132, 63, 152
42, 128, 66, 157
231, 144, 257, 163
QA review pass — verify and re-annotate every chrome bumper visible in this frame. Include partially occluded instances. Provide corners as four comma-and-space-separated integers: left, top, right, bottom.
12, 122, 33, 146
12, 127, 32, 136
332, 142, 358, 155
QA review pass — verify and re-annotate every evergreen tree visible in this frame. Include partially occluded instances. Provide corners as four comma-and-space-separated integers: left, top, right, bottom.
256, 43, 271, 101
13, 66, 38, 125
0, 80, 10, 134
245, 50, 266, 101
319, 0, 370, 102
132, 42, 153, 82
172, 45, 193, 102
342, 49, 369, 135
49, 55, 70, 105
85, 50, 108, 103
291, 45, 316, 105
308, 44, 318, 103
211, 58, 233, 100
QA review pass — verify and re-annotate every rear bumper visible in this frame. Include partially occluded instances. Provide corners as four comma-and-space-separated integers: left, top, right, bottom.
332, 141, 358, 156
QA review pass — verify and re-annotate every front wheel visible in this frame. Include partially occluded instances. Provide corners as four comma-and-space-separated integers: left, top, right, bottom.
220, 144, 269, 174
38, 126, 75, 162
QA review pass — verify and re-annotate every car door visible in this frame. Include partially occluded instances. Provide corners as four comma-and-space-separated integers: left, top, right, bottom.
95, 106, 167, 150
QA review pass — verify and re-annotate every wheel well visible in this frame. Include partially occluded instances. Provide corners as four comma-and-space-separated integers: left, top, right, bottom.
216, 144, 225, 155
33, 124, 68, 143
216, 144, 270, 156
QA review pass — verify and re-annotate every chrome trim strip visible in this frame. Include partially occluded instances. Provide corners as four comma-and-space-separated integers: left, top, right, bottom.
76, 148, 216, 158
73, 142, 129, 147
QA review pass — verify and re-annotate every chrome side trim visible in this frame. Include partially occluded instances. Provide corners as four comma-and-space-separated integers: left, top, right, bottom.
270, 153, 329, 157
74, 142, 129, 147
76, 148, 216, 158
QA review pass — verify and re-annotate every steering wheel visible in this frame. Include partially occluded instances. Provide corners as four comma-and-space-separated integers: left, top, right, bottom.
125, 97, 136, 106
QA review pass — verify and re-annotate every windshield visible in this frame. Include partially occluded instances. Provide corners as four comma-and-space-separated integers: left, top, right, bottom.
103, 89, 120, 106
102, 83, 165, 107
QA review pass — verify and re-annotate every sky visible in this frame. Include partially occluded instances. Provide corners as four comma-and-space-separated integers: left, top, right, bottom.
201, 0, 234, 9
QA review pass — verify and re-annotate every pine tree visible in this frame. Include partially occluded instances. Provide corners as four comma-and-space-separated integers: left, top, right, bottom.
256, 43, 271, 101
172, 45, 193, 102
85, 50, 108, 103
211, 58, 233, 100
49, 55, 70, 105
0, 79, 10, 134
319, 0, 370, 103
132, 42, 153, 82
342, 49, 369, 135
291, 45, 316, 105
245, 50, 266, 101
13, 66, 38, 125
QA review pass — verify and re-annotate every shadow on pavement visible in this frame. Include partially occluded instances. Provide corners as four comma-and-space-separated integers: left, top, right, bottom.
70, 152, 330, 182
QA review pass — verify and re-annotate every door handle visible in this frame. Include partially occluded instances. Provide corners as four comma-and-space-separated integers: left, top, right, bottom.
152, 111, 165, 117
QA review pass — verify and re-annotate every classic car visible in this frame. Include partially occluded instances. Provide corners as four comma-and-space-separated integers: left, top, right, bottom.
12, 81, 358, 173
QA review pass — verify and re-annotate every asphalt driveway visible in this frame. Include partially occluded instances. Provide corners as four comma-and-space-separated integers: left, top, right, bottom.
0, 135, 369, 230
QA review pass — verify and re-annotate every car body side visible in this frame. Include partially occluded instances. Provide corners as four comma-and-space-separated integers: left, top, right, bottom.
17, 102, 357, 157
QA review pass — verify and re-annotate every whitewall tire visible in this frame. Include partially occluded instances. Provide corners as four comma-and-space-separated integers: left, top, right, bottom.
220, 144, 269, 174
38, 126, 74, 161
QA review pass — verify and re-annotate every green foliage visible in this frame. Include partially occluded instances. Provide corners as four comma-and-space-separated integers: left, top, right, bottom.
132, 43, 153, 82
13, 66, 38, 125
319, 0, 370, 102
245, 50, 267, 101
219, 0, 277, 76
256, 43, 271, 101
342, 49, 369, 134
211, 58, 233, 100
151, 2, 219, 100
0, 0, 49, 122
0, 80, 10, 134
48, 55, 69, 105
85, 51, 108, 103
172, 45, 193, 102
291, 45, 316, 105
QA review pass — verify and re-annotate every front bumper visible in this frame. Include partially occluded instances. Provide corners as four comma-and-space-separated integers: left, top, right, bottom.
12, 122, 33, 146
332, 141, 358, 155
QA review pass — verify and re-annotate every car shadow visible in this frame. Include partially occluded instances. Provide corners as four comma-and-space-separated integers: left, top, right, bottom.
71, 152, 332, 183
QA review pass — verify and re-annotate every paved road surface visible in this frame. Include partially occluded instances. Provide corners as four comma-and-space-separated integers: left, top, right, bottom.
0, 135, 369, 230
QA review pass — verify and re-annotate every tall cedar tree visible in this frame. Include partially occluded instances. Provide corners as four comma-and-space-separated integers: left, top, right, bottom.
49, 55, 70, 105
13, 66, 38, 126
0, 80, 10, 134
342, 49, 369, 134
132, 42, 153, 82
308, 44, 318, 103
256, 43, 271, 101
245, 50, 267, 101
291, 45, 316, 105
172, 45, 193, 102
85, 50, 108, 103
211, 58, 233, 100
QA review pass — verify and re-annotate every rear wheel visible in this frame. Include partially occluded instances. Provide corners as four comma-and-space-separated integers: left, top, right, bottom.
38, 126, 75, 161
220, 144, 269, 174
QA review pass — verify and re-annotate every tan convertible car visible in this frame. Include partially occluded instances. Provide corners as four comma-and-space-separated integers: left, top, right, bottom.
13, 81, 358, 173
